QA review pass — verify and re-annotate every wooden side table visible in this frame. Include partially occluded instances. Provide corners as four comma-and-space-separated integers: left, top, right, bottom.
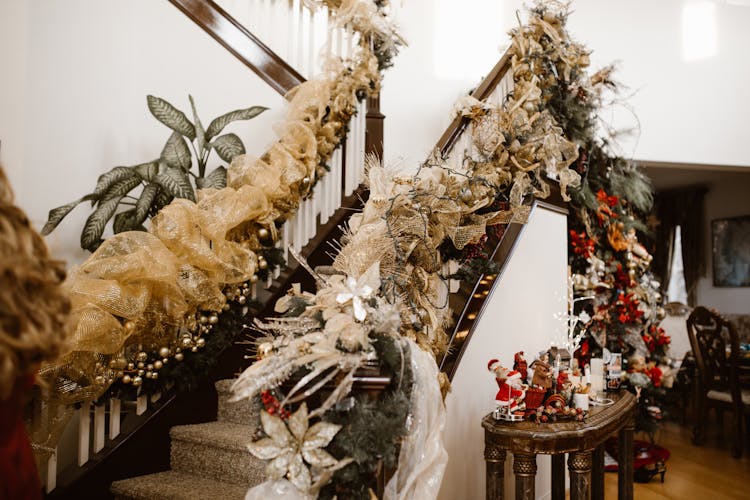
482, 391, 636, 500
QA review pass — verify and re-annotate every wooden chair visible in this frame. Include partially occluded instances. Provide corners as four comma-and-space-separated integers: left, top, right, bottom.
687, 306, 750, 458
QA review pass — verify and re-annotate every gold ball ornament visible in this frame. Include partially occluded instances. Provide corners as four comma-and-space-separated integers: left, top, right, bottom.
122, 374, 132, 384
181, 337, 193, 348
175, 353, 184, 362
238, 295, 247, 305
137, 352, 148, 362
208, 314, 219, 325
154, 360, 163, 370
124, 321, 136, 333
137, 362, 145, 369
250, 274, 259, 283
196, 338, 206, 348
95, 376, 105, 385
257, 342, 273, 359
199, 315, 209, 325
258, 259, 268, 270
151, 372, 158, 380
258, 227, 270, 240
127, 362, 135, 370
132, 376, 143, 387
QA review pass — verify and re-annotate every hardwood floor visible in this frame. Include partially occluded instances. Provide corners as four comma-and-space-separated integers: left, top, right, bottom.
603, 419, 750, 499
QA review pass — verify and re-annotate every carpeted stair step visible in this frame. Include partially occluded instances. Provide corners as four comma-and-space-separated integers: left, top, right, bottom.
170, 420, 266, 486
110, 470, 248, 500
215, 379, 261, 427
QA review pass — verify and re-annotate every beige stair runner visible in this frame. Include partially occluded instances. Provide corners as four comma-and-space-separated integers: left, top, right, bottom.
111, 380, 264, 500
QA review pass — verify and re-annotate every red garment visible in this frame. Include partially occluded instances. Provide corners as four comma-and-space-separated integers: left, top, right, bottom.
1, 375, 43, 500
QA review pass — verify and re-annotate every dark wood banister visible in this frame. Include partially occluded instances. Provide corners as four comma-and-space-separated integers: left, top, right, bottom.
168, 0, 305, 96
431, 50, 569, 381
434, 50, 511, 158
48, 3, 384, 495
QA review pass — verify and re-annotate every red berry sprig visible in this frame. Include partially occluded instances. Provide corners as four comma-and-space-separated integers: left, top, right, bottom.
261, 390, 290, 420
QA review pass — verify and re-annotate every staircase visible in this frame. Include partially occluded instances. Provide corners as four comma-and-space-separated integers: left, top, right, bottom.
37, 1, 571, 498
111, 380, 262, 500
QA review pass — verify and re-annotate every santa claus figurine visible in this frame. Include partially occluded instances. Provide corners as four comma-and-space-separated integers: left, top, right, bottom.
488, 359, 526, 413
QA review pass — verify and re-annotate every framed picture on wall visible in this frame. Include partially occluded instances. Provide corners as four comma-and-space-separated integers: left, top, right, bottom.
712, 215, 750, 287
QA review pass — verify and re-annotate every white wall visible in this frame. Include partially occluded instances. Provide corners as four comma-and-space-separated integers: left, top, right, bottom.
383, 0, 750, 168
0, 0, 287, 266
697, 172, 750, 313
439, 203, 569, 500
0, 0, 28, 183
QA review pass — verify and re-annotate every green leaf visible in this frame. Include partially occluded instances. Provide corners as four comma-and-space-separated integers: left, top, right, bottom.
189, 95, 207, 157
161, 131, 192, 170
154, 166, 195, 202
81, 196, 122, 251
112, 209, 138, 234
135, 183, 161, 222
205, 106, 268, 140
134, 160, 159, 181
211, 133, 245, 163
92, 166, 136, 200
197, 166, 227, 190
147, 95, 195, 140
41, 198, 86, 236
103, 175, 142, 200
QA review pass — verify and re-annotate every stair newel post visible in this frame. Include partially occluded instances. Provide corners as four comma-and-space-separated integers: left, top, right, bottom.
366, 93, 384, 161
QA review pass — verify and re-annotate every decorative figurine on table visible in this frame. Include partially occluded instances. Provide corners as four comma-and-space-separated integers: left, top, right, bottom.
488, 359, 526, 421
513, 351, 528, 382
530, 352, 553, 390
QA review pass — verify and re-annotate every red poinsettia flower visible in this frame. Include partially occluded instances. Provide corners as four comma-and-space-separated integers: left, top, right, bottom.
647, 365, 663, 387
596, 188, 619, 208
569, 230, 596, 259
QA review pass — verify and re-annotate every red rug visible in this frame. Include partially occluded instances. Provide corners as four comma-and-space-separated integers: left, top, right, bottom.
603, 438, 670, 472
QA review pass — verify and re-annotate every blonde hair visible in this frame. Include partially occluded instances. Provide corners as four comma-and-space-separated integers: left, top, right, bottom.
0, 166, 70, 400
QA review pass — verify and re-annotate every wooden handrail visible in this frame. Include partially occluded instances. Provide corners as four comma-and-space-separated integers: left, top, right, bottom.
430, 50, 571, 380
433, 50, 512, 158
439, 190, 568, 381
168, 0, 305, 96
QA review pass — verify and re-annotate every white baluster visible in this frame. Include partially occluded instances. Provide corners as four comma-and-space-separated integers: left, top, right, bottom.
77, 402, 91, 466
358, 99, 366, 184
93, 403, 105, 453
287, 0, 297, 67
307, 5, 316, 78
150, 391, 161, 403
293, 211, 303, 253
333, 149, 342, 210
46, 451, 57, 493
109, 398, 121, 439
136, 394, 147, 416
282, 219, 290, 265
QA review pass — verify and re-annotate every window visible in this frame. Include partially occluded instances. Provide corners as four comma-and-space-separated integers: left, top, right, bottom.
667, 225, 688, 304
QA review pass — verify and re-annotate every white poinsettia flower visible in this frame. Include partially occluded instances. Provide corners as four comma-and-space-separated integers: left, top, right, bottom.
247, 403, 351, 493
578, 310, 591, 324
335, 262, 380, 322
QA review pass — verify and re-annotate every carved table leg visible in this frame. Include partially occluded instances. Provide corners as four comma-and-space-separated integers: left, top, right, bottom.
551, 454, 565, 500
568, 450, 592, 500
592, 444, 604, 500
513, 453, 537, 500
618, 418, 634, 500
484, 443, 507, 500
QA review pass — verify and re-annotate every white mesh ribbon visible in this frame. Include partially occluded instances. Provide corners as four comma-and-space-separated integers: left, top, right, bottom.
384, 339, 448, 500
